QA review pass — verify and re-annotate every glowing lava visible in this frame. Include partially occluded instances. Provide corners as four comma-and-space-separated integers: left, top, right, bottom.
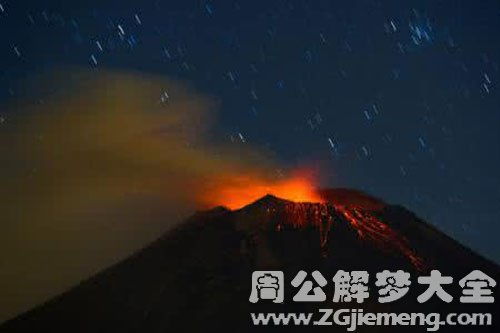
250, 198, 425, 271
199, 173, 323, 210
198, 172, 424, 270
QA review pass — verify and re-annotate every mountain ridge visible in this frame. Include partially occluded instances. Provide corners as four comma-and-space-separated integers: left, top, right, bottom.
1, 188, 499, 332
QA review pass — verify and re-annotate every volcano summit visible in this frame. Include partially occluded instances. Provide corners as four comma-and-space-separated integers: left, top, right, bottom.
1, 189, 499, 332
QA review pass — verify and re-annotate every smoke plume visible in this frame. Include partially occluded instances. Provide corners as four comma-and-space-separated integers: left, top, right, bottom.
0, 69, 280, 322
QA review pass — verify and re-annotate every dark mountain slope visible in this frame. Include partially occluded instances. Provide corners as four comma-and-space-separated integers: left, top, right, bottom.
1, 189, 499, 332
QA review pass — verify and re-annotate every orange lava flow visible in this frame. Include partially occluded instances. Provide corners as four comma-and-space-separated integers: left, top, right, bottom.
334, 205, 425, 270
199, 174, 323, 210
197, 171, 425, 270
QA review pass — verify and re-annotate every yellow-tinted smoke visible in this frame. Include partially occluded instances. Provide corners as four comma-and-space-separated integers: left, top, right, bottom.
0, 69, 277, 322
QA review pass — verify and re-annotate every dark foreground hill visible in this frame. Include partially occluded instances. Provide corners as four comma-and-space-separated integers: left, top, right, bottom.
1, 189, 499, 332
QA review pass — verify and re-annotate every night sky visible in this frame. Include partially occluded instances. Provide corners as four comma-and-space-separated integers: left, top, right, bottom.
1, 0, 499, 263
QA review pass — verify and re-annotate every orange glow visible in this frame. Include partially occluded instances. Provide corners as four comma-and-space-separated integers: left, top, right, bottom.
196, 171, 425, 270
199, 173, 323, 210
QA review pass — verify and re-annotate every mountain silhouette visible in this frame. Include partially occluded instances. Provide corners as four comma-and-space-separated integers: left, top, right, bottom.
1, 189, 499, 332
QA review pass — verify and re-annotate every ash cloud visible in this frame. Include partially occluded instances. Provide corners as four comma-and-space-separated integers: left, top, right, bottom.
0, 69, 276, 322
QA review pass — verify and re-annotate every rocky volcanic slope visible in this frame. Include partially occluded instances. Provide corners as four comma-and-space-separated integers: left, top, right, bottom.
1, 189, 499, 332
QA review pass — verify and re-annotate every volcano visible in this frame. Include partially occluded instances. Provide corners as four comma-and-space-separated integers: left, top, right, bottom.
1, 189, 499, 332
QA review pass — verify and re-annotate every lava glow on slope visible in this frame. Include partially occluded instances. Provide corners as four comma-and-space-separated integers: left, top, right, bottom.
253, 198, 425, 271
200, 174, 323, 210
199, 172, 424, 270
